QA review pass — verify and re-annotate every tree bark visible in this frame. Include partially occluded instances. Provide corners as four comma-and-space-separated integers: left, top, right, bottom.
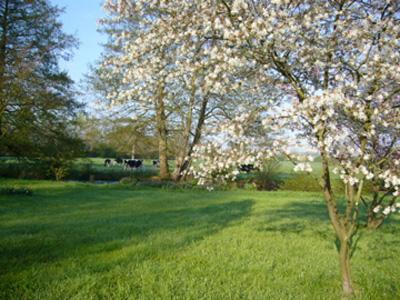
155, 81, 170, 180
0, 0, 10, 137
0, 0, 9, 82
131, 142, 135, 159
366, 216, 384, 230
174, 96, 208, 181
173, 77, 196, 180
339, 239, 353, 296
320, 148, 355, 296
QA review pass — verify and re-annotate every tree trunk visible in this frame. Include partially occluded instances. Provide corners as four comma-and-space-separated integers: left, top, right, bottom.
172, 110, 193, 180
173, 96, 208, 181
173, 77, 196, 181
320, 147, 355, 296
156, 81, 170, 180
131, 143, 135, 159
0, 0, 10, 134
339, 239, 354, 296
0, 0, 9, 82
367, 217, 384, 230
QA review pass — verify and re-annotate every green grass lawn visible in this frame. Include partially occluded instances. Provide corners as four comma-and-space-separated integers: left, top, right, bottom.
0, 179, 399, 299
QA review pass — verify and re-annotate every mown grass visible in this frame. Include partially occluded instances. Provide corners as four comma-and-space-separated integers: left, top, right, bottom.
0, 179, 399, 299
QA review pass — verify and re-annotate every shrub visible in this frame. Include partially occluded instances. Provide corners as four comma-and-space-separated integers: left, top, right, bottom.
251, 170, 281, 191
46, 159, 71, 181
0, 187, 33, 196
280, 174, 375, 194
61, 163, 158, 182
236, 160, 282, 191
280, 174, 324, 192
120, 177, 138, 185
0, 159, 71, 181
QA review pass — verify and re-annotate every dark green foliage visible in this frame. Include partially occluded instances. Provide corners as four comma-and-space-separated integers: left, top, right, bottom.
68, 164, 158, 182
0, 159, 73, 181
0, 186, 32, 196
236, 161, 282, 191
0, 0, 83, 161
0, 160, 158, 181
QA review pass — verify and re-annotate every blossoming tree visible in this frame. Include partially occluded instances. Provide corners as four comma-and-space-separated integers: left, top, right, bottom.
190, 0, 400, 295
100, 0, 275, 180
101, 0, 399, 295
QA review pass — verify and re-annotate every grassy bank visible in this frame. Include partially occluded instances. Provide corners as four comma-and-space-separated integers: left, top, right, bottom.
0, 179, 399, 299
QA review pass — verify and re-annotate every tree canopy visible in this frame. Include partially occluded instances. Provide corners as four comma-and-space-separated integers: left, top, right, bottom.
0, 0, 82, 159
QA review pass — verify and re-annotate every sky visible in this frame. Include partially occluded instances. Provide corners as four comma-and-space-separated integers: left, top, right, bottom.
52, 0, 106, 86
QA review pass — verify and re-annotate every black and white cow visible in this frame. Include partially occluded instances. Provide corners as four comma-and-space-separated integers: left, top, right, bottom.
238, 164, 258, 173
104, 159, 112, 167
115, 157, 124, 165
152, 160, 160, 167
124, 159, 143, 170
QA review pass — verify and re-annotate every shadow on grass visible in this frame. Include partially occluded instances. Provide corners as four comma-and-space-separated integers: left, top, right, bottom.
256, 200, 330, 234
255, 198, 399, 240
0, 188, 254, 275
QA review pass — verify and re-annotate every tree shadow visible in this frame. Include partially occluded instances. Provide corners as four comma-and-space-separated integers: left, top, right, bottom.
0, 188, 254, 276
255, 200, 331, 235
255, 197, 400, 243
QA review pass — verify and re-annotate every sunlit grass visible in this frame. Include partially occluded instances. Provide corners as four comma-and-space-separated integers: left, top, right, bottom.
0, 179, 399, 299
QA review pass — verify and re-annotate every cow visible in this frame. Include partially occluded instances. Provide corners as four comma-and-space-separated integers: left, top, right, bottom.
152, 160, 160, 167
104, 159, 112, 167
124, 159, 143, 170
239, 164, 258, 173
115, 157, 124, 165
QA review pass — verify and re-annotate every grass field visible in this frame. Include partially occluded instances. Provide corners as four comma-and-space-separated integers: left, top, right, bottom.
0, 179, 399, 299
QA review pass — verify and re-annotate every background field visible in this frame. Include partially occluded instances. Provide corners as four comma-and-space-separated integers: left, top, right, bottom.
0, 157, 333, 190
0, 179, 399, 299
0, 157, 160, 182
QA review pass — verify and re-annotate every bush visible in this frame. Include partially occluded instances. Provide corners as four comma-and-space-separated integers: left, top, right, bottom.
236, 160, 282, 191
0, 159, 160, 182
120, 177, 139, 185
251, 171, 281, 191
0, 187, 33, 196
0, 159, 71, 181
280, 174, 374, 194
45, 159, 71, 181
280, 174, 324, 192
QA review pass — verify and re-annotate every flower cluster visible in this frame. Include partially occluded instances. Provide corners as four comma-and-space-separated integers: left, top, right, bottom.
373, 203, 400, 216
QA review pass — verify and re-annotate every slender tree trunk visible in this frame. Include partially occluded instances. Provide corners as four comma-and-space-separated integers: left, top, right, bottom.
320, 148, 355, 296
0, 0, 10, 137
173, 77, 196, 180
339, 239, 353, 296
366, 215, 384, 230
0, 0, 9, 82
155, 81, 170, 180
172, 117, 192, 180
131, 143, 135, 159
174, 96, 208, 181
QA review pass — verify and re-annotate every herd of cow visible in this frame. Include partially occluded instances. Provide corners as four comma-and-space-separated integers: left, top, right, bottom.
104, 159, 257, 173
104, 158, 160, 170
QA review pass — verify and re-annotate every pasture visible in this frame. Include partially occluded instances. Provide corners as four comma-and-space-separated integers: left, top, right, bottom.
0, 157, 160, 182
0, 156, 323, 183
1, 179, 399, 299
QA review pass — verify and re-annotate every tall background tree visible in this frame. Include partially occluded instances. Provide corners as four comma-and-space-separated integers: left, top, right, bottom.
0, 0, 82, 166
